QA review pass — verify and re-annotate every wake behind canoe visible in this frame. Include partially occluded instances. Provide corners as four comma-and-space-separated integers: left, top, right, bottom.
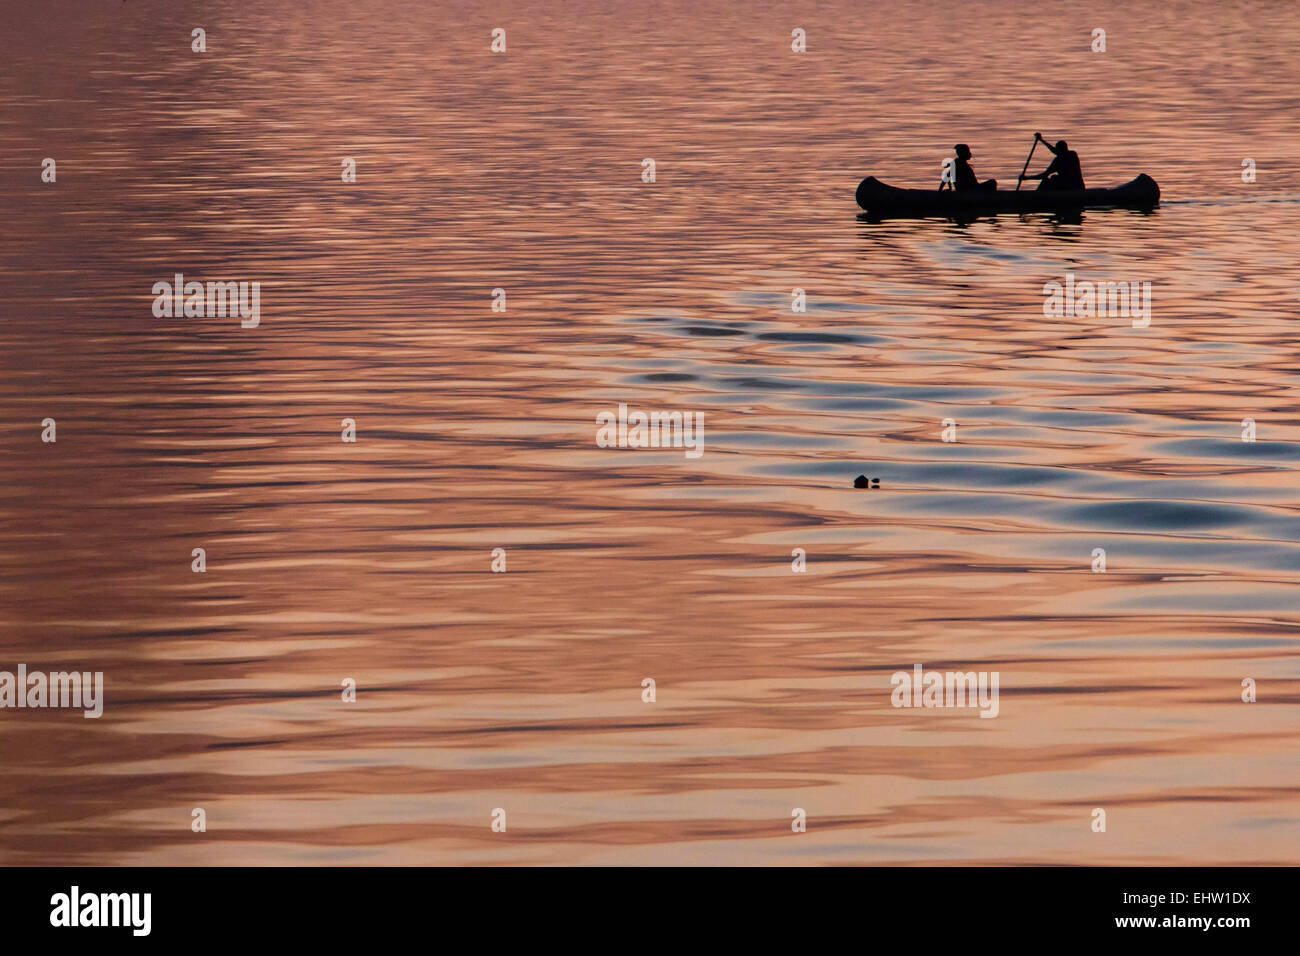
856, 174, 1160, 218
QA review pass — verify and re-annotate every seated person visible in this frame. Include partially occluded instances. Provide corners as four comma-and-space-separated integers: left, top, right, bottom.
1022, 134, 1085, 191
951, 144, 997, 191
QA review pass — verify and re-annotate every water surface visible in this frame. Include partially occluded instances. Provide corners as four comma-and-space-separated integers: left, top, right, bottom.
1, 0, 1298, 864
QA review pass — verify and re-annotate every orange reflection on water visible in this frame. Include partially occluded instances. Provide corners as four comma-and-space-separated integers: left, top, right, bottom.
1, 0, 1299, 865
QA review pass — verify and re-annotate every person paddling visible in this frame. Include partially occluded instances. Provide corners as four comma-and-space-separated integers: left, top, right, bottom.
951, 144, 997, 192
1021, 133, 1085, 191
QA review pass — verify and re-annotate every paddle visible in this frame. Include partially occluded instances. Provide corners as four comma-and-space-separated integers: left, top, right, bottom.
1015, 134, 1041, 191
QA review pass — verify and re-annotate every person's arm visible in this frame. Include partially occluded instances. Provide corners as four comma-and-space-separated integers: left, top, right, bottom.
1024, 155, 1062, 180
1022, 133, 1058, 179
1035, 132, 1061, 155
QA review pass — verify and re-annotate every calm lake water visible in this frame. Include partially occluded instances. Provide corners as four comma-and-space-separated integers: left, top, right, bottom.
2, 0, 1299, 864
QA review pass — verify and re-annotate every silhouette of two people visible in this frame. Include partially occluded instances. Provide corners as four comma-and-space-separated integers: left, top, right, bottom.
947, 136, 1086, 193
1022, 133, 1085, 190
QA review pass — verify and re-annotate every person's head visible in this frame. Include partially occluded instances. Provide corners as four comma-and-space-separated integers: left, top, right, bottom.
954, 144, 972, 160
1055, 140, 1068, 153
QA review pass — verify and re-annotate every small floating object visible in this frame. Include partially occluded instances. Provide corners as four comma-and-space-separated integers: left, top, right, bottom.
855, 173, 1159, 218
853, 475, 880, 488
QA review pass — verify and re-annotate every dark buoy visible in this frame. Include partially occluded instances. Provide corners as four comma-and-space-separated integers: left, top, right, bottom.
853, 475, 880, 488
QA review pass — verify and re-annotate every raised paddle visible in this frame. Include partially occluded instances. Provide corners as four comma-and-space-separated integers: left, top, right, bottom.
1015, 134, 1041, 191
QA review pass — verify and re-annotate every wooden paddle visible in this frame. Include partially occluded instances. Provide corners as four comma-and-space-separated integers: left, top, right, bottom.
1015, 134, 1041, 191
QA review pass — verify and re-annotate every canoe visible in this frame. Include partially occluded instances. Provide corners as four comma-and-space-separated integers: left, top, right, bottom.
856, 173, 1160, 218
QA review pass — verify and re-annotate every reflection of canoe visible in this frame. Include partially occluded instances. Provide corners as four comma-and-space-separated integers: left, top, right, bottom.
856, 173, 1160, 218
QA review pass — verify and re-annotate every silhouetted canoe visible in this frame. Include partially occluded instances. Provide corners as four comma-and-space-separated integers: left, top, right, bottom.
856, 174, 1160, 218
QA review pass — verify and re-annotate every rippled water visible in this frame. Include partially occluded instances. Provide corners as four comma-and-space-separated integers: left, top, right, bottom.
2, 0, 1299, 864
